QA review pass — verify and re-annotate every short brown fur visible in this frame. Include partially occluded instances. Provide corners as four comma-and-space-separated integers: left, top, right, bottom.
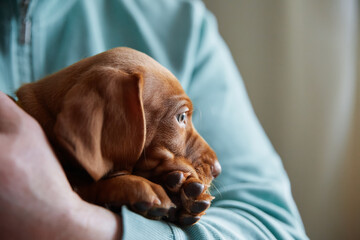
16, 47, 221, 225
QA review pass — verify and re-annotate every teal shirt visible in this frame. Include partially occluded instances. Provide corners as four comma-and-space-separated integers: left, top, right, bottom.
0, 0, 308, 239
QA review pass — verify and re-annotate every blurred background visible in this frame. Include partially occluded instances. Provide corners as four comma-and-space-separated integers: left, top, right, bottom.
203, 0, 359, 239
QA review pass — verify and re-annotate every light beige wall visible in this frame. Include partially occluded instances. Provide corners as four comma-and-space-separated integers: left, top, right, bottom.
203, 1, 359, 239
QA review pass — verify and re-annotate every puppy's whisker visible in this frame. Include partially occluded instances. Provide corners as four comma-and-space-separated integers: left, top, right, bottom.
209, 183, 222, 198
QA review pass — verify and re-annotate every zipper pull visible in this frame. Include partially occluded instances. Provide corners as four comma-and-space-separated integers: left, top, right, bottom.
20, 0, 31, 45
20, 19, 31, 44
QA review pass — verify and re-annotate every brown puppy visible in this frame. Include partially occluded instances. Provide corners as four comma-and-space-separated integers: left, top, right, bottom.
16, 47, 221, 225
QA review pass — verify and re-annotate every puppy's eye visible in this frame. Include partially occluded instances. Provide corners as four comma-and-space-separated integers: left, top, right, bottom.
176, 112, 187, 126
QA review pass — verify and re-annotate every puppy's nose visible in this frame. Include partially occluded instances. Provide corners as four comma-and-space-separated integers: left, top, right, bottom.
211, 161, 221, 178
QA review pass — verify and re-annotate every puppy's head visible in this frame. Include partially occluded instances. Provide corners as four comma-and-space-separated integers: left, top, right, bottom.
16, 47, 221, 187
134, 61, 221, 188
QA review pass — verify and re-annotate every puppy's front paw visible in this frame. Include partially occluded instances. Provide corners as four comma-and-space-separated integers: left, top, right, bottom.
163, 171, 214, 225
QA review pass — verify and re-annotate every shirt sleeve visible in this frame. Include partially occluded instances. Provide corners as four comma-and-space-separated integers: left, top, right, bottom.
121, 1, 308, 239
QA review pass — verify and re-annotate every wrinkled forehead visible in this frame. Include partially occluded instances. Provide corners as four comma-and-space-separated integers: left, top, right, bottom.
141, 68, 192, 111
144, 68, 183, 93
143, 73, 192, 111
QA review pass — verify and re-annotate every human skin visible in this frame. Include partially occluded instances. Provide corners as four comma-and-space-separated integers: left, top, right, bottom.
0, 92, 121, 239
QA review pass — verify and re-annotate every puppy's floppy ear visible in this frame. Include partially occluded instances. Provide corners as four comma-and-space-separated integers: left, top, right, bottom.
54, 67, 146, 181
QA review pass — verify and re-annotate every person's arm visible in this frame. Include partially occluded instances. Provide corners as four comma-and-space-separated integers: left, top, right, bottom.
120, 2, 308, 239
0, 92, 121, 240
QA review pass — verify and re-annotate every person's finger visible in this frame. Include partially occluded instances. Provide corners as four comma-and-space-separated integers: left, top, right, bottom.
0, 93, 22, 134
0, 91, 17, 108
0, 92, 17, 117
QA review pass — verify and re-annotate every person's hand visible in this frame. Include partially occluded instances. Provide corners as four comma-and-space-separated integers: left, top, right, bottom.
0, 92, 121, 239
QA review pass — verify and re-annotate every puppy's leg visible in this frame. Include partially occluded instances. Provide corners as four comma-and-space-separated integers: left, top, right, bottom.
77, 175, 175, 219
134, 157, 217, 225
137, 161, 214, 225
